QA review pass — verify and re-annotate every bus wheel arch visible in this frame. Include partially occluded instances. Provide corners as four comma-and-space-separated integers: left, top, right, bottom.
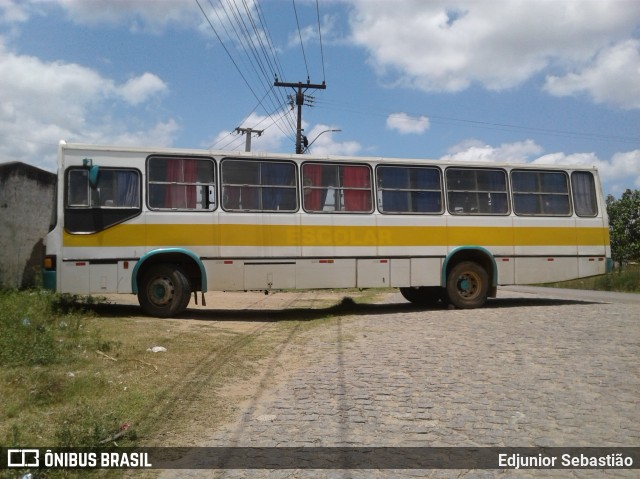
443, 247, 497, 309
132, 249, 207, 317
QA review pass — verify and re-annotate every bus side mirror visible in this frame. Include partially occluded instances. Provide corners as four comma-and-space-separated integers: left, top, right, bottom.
83, 158, 100, 187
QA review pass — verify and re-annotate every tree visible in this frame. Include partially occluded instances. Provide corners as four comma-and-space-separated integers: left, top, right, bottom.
606, 189, 640, 266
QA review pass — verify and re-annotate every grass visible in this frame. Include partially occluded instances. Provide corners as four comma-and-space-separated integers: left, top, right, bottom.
0, 292, 134, 446
0, 288, 382, 479
544, 264, 640, 293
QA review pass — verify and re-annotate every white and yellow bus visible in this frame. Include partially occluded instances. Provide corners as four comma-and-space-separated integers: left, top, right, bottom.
42, 141, 611, 317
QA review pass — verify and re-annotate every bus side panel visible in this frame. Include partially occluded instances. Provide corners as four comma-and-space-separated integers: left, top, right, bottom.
356, 259, 390, 288
389, 258, 411, 287
296, 259, 356, 289
60, 261, 90, 294
496, 257, 515, 285
514, 257, 579, 284
218, 213, 298, 259
244, 262, 296, 290
513, 217, 578, 284
90, 263, 118, 293
117, 260, 134, 293
208, 260, 244, 290
410, 257, 442, 287
300, 215, 377, 258
578, 256, 607, 278
576, 216, 608, 278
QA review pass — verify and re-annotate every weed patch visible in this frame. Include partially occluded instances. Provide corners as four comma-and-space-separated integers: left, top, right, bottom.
545, 264, 640, 293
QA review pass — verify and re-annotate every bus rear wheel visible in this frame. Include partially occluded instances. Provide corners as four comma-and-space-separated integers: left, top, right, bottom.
445, 261, 489, 309
400, 286, 444, 306
138, 264, 191, 318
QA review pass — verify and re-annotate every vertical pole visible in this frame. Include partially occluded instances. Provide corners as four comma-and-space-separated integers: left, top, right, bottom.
274, 79, 326, 154
295, 84, 304, 154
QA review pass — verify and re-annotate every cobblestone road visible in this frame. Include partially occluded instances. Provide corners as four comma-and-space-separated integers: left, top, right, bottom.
158, 288, 639, 478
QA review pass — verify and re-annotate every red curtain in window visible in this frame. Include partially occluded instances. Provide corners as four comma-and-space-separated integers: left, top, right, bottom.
164, 159, 197, 209
184, 159, 197, 209
303, 164, 324, 211
343, 166, 371, 211
165, 159, 182, 208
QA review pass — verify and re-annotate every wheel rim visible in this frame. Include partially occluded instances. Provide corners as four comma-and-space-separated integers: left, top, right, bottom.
456, 272, 480, 299
147, 276, 175, 307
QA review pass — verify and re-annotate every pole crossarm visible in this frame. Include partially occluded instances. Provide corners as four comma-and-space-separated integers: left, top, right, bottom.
235, 127, 264, 152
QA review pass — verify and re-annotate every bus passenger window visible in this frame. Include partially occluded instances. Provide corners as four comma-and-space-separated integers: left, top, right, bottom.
512, 170, 571, 216
572, 171, 598, 217
221, 159, 297, 212
446, 168, 508, 215
303, 163, 373, 213
147, 156, 216, 211
377, 165, 442, 214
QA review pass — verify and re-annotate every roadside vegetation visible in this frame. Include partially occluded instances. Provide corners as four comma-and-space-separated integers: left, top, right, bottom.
0, 288, 379, 478
545, 264, 640, 293
606, 189, 640, 267
0, 291, 145, 472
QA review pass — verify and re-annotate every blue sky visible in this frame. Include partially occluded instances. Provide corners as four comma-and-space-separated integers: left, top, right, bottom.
0, 0, 638, 197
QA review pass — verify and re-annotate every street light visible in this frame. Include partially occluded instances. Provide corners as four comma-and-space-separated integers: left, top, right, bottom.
302, 129, 341, 153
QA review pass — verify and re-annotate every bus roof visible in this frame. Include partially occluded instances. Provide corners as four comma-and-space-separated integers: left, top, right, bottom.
58, 140, 599, 172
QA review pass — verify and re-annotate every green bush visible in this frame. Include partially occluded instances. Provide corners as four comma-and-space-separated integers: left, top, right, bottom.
0, 291, 96, 367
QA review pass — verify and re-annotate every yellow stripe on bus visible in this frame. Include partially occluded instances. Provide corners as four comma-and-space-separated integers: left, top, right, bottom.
63, 224, 608, 248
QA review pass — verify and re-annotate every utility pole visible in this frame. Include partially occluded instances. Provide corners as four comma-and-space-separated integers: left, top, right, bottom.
235, 127, 264, 152
274, 77, 326, 154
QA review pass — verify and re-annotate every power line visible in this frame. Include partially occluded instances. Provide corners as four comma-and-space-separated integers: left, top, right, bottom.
225, 0, 297, 138
196, 0, 296, 141
213, 0, 287, 134
254, 0, 287, 83
292, 0, 310, 80
253, 0, 296, 134
197, 0, 332, 151
312, 98, 640, 146
196, 0, 261, 105
315, 0, 326, 83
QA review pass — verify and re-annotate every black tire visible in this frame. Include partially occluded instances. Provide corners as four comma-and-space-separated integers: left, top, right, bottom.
138, 264, 191, 318
400, 286, 444, 306
445, 261, 489, 309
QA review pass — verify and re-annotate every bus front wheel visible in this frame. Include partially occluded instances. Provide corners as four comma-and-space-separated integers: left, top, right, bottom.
445, 261, 489, 309
138, 264, 191, 317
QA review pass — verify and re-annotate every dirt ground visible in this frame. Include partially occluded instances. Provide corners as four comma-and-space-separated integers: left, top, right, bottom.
100, 289, 386, 450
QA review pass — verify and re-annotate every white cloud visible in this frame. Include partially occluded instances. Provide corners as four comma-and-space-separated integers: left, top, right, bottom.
441, 139, 543, 163
303, 124, 361, 156
118, 72, 167, 105
0, 0, 30, 23
50, 0, 199, 32
386, 112, 429, 134
347, 0, 640, 104
0, 40, 177, 170
544, 40, 640, 109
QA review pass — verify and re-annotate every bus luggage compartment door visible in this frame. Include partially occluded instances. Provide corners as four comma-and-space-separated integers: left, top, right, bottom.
357, 258, 390, 288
